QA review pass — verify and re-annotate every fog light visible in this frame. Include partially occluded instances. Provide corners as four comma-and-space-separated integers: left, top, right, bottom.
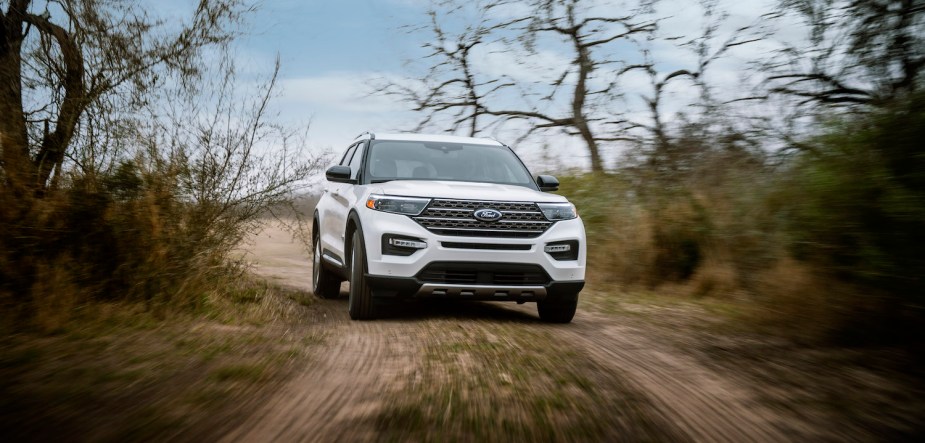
390, 238, 427, 249
544, 244, 571, 253
382, 234, 428, 256
545, 240, 579, 261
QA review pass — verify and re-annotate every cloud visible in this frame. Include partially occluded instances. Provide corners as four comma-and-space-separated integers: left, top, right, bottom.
279, 73, 413, 114
274, 72, 427, 152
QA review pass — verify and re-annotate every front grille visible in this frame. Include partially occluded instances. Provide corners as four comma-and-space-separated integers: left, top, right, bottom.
412, 199, 552, 238
417, 262, 550, 286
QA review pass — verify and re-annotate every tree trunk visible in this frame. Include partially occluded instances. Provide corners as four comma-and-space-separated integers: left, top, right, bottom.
572, 42, 604, 172
0, 5, 34, 196
26, 11, 87, 193
576, 119, 603, 172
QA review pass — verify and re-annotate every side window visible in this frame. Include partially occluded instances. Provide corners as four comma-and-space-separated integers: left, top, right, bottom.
339, 144, 357, 166
349, 142, 365, 180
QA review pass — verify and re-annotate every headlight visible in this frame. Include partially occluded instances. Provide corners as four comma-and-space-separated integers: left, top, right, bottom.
366, 194, 431, 215
537, 202, 577, 221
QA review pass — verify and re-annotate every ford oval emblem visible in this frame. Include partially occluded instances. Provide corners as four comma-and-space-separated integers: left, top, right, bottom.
473, 208, 503, 222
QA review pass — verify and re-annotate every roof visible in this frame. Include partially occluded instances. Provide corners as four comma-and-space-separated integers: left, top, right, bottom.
355, 132, 504, 146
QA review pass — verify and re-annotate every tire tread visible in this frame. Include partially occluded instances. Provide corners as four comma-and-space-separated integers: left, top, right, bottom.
537, 298, 577, 323
348, 232, 376, 320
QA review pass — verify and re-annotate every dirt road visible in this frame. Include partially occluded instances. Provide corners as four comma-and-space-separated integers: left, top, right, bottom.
224, 223, 809, 442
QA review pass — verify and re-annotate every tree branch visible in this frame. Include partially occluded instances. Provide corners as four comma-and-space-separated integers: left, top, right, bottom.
22, 11, 87, 190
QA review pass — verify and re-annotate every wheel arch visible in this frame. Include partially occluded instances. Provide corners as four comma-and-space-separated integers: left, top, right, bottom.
314, 210, 350, 279
345, 210, 363, 268
311, 209, 324, 260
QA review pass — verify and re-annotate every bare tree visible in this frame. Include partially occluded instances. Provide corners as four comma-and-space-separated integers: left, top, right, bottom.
0, 0, 246, 198
377, 4, 521, 136
766, 0, 924, 107
380, 0, 658, 173
136, 53, 325, 262
626, 0, 767, 176
496, 0, 659, 172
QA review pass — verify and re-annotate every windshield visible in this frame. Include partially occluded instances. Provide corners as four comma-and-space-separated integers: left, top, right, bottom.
364, 140, 536, 188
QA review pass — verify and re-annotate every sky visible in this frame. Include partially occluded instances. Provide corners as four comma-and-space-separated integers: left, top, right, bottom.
157, 0, 787, 170
235, 0, 431, 153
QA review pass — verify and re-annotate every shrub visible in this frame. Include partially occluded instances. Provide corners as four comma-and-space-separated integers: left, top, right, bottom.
0, 58, 324, 330
772, 93, 925, 343
782, 94, 925, 299
557, 93, 925, 344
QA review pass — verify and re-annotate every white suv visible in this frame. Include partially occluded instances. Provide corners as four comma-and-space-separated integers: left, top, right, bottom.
312, 132, 586, 322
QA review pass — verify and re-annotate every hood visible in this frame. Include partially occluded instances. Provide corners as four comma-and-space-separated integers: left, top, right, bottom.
370, 180, 568, 203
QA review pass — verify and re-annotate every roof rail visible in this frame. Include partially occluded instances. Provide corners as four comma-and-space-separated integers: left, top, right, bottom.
486, 135, 508, 147
354, 131, 375, 140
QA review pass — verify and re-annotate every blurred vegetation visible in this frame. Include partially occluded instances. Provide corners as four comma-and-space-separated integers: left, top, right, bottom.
783, 94, 925, 299
0, 1, 321, 332
560, 92, 925, 345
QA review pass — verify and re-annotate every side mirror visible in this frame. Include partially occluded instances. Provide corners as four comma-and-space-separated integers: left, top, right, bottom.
326, 165, 355, 184
536, 175, 559, 192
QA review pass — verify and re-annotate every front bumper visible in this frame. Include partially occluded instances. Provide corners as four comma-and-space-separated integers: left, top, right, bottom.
357, 208, 587, 299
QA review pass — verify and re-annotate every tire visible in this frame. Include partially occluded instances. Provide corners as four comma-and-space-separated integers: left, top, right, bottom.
536, 297, 578, 323
312, 230, 341, 299
348, 231, 376, 320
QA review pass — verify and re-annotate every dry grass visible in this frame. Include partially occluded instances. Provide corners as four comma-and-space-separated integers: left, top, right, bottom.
559, 169, 919, 346
1, 170, 259, 332
30, 258, 83, 333
685, 257, 740, 299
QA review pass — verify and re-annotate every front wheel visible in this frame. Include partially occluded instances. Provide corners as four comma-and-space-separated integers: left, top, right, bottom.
348, 231, 376, 320
536, 297, 578, 323
312, 230, 341, 299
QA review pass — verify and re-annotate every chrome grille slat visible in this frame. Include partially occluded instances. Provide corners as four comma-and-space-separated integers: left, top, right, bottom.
412, 198, 552, 238
414, 217, 549, 225
430, 227, 544, 233
428, 199, 539, 212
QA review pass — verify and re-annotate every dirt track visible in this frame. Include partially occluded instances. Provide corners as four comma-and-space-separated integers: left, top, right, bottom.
226, 223, 800, 442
